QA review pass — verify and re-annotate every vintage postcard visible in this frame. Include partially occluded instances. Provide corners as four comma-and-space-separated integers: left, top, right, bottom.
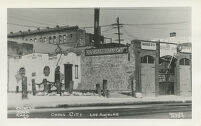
6, 7, 193, 119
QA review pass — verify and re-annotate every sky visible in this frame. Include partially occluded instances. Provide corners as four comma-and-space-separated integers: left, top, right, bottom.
7, 7, 191, 44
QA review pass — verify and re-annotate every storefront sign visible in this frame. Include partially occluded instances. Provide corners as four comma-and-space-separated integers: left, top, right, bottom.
180, 45, 191, 53
85, 47, 128, 56
160, 43, 177, 57
141, 42, 156, 50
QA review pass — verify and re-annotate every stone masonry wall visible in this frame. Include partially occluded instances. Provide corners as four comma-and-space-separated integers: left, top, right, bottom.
80, 45, 135, 91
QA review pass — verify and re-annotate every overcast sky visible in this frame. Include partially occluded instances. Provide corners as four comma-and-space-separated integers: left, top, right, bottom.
7, 7, 191, 43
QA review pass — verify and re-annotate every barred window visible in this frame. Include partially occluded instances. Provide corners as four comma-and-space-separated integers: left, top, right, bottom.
141, 55, 154, 64
179, 58, 190, 65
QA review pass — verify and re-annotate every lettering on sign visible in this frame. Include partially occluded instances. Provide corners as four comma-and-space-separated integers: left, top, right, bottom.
85, 47, 128, 56
141, 42, 156, 50
160, 43, 177, 57
180, 46, 191, 53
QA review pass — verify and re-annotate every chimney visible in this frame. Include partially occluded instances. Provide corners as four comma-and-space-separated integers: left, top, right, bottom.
28, 29, 31, 33
94, 8, 100, 47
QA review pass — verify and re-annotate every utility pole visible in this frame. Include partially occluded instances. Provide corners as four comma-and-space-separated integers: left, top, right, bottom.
114, 17, 123, 44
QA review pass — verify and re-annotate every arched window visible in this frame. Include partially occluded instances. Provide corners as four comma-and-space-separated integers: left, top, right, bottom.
179, 58, 190, 65
49, 36, 52, 44
63, 35, 67, 43
59, 35, 63, 43
43, 37, 47, 43
53, 36, 57, 44
141, 55, 154, 64
34, 38, 37, 42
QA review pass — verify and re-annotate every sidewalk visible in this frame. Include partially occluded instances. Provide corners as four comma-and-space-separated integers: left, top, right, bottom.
7, 93, 192, 110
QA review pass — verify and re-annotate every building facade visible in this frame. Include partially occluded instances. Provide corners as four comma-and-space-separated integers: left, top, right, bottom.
8, 25, 104, 48
8, 52, 81, 92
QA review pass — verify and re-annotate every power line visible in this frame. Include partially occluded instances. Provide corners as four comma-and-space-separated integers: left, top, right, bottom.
122, 27, 138, 39
124, 21, 189, 26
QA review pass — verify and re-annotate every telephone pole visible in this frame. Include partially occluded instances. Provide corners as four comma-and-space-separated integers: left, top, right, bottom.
114, 17, 123, 44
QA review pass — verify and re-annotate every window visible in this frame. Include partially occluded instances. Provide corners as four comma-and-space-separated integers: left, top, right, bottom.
59, 35, 62, 43
39, 38, 42, 42
63, 35, 67, 43
34, 38, 37, 42
75, 65, 78, 79
70, 34, 73, 38
49, 36, 53, 44
43, 37, 47, 43
53, 36, 56, 44
179, 58, 190, 65
141, 55, 154, 64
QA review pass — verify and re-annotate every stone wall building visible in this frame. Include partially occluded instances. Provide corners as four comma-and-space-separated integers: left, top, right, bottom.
79, 40, 192, 97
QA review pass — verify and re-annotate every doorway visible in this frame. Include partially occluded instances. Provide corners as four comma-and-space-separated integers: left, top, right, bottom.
64, 64, 73, 90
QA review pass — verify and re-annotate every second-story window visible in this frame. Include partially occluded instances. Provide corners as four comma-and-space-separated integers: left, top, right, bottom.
63, 35, 67, 43
70, 33, 73, 39
40, 38, 42, 42
53, 36, 56, 44
34, 38, 37, 42
49, 36, 52, 44
43, 37, 47, 43
59, 35, 62, 43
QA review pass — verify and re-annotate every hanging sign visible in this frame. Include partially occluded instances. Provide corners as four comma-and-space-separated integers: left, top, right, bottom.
160, 43, 177, 57
85, 47, 128, 56
141, 42, 156, 50
179, 44, 191, 53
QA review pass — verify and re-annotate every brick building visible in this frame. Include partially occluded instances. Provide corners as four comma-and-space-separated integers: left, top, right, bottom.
8, 25, 104, 48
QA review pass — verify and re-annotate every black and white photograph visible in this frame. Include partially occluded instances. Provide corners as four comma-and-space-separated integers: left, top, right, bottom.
7, 7, 192, 119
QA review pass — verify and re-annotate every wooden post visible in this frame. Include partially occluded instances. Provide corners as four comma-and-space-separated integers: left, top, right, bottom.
22, 76, 28, 100
96, 84, 101, 96
131, 79, 135, 97
103, 80, 108, 97
43, 79, 48, 93
56, 79, 61, 95
32, 79, 36, 96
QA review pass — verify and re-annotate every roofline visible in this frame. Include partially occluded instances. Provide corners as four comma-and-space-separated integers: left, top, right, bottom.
8, 25, 80, 37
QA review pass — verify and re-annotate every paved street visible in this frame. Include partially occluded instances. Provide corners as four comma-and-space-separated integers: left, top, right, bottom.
8, 102, 191, 119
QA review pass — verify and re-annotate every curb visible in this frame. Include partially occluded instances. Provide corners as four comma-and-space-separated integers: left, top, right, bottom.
8, 100, 192, 110
9, 100, 191, 110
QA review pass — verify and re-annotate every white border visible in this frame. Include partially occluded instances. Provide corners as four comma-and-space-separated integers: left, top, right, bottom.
0, 0, 201, 126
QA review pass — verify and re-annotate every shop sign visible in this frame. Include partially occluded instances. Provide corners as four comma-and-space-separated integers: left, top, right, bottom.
180, 45, 191, 53
85, 47, 128, 56
141, 42, 156, 50
160, 43, 177, 57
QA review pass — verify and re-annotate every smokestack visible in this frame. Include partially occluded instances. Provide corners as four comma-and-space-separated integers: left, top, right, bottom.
94, 8, 100, 47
